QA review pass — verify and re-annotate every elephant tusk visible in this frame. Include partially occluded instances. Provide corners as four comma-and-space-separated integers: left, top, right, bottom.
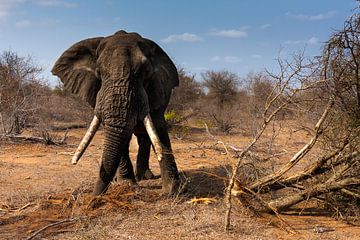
143, 114, 165, 162
71, 115, 101, 165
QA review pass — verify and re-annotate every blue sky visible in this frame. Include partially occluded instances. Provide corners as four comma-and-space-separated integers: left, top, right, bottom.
0, 0, 357, 86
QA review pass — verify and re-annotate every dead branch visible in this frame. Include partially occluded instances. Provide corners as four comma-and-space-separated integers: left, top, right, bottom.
0, 202, 36, 213
15, 154, 46, 158
26, 217, 79, 240
268, 178, 360, 212
241, 186, 297, 234
223, 74, 311, 231
0, 112, 5, 134
341, 188, 360, 199
0, 130, 68, 145
249, 100, 333, 191
59, 129, 68, 144
204, 123, 243, 153
265, 140, 350, 191
52, 123, 88, 131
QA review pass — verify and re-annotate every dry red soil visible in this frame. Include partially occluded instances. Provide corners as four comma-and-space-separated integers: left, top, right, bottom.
1, 126, 359, 239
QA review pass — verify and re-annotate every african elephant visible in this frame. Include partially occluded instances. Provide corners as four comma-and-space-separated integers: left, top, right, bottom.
52, 30, 180, 196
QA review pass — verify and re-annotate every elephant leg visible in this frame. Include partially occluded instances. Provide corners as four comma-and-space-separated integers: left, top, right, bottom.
134, 132, 155, 180
151, 113, 181, 195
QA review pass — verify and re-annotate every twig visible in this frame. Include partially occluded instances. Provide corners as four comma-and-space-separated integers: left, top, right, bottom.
242, 186, 297, 234
0, 112, 5, 134
0, 133, 68, 145
26, 217, 79, 240
60, 129, 68, 144
204, 123, 243, 153
0, 202, 36, 212
15, 154, 46, 158
263, 140, 350, 192
224, 94, 286, 231
268, 178, 360, 211
249, 99, 333, 191
341, 188, 360, 199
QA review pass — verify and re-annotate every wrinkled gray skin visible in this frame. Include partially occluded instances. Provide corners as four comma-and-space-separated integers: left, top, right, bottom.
52, 31, 180, 195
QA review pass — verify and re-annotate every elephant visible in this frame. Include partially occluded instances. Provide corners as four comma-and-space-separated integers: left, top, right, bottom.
52, 30, 181, 196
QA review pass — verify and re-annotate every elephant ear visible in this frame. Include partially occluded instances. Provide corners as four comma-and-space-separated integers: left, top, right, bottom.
52, 37, 104, 108
143, 39, 179, 112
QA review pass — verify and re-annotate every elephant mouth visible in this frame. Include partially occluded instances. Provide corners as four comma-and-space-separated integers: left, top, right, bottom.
71, 114, 167, 165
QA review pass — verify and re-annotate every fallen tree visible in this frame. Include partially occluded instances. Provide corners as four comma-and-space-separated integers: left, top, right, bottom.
224, 11, 360, 231
0, 129, 68, 145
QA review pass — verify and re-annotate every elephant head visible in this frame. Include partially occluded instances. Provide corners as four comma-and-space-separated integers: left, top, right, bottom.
52, 30, 180, 195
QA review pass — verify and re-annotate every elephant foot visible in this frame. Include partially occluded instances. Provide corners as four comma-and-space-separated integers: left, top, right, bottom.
122, 178, 138, 188
135, 168, 155, 181
93, 178, 110, 196
113, 173, 137, 183
160, 167, 181, 196
162, 178, 183, 197
159, 153, 184, 196
114, 165, 136, 183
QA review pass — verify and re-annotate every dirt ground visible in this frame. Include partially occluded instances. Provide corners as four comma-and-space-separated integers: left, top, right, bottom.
1, 125, 360, 240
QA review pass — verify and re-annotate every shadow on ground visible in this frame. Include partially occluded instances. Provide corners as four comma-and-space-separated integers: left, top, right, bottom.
180, 165, 228, 198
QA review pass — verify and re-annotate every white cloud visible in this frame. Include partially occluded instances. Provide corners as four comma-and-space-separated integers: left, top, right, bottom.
35, 0, 77, 8
210, 56, 221, 62
210, 56, 242, 63
43, 19, 60, 26
285, 37, 320, 46
210, 29, 248, 38
190, 66, 208, 72
284, 39, 303, 45
307, 37, 319, 45
251, 54, 262, 59
0, 0, 25, 22
0, 0, 76, 23
162, 33, 203, 43
240, 25, 250, 31
260, 24, 271, 30
15, 19, 31, 27
113, 17, 121, 23
286, 11, 336, 21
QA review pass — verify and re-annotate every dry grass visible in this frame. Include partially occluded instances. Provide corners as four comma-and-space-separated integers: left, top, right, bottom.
1, 124, 360, 239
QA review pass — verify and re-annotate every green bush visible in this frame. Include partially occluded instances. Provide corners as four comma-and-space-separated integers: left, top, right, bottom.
164, 110, 183, 126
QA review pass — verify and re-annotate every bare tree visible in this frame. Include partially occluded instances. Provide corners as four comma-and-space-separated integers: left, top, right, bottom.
224, 11, 360, 231
0, 51, 44, 134
244, 72, 274, 116
168, 67, 203, 112
202, 70, 239, 108
202, 70, 240, 133
323, 13, 360, 126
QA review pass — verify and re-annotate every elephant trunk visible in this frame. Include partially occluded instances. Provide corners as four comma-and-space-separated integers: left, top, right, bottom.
93, 125, 133, 195
71, 115, 101, 165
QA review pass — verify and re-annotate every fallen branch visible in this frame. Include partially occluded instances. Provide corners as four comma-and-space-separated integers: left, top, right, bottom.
26, 218, 79, 240
249, 100, 333, 191
0, 130, 68, 145
264, 141, 350, 192
15, 154, 46, 158
242, 186, 297, 234
0, 202, 36, 213
224, 91, 316, 231
52, 123, 88, 131
341, 188, 360, 199
268, 178, 360, 212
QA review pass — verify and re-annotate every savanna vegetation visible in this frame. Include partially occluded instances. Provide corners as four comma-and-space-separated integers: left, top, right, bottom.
1, 7, 360, 240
